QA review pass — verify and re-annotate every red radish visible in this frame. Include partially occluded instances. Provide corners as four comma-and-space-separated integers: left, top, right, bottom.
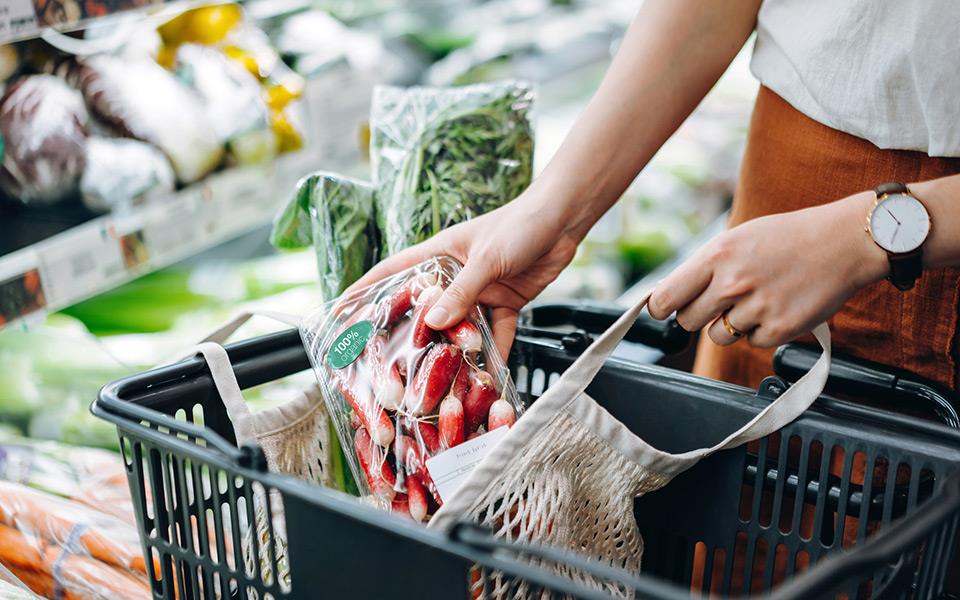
467, 431, 483, 441
355, 427, 396, 501
391, 493, 410, 517
335, 370, 395, 446
406, 476, 429, 522
463, 369, 499, 433
349, 411, 361, 430
487, 400, 516, 431
451, 363, 470, 401
407, 344, 463, 416
394, 434, 443, 505
414, 421, 442, 456
377, 280, 416, 326
442, 320, 482, 353
439, 396, 465, 449
365, 336, 404, 410
411, 285, 443, 348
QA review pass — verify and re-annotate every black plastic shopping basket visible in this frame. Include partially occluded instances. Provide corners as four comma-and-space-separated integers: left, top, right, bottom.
91, 303, 960, 600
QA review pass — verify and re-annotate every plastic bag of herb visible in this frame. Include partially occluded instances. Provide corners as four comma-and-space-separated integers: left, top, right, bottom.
269, 172, 379, 301
370, 80, 535, 256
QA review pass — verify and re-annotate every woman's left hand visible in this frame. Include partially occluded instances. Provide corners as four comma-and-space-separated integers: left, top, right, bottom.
648, 192, 890, 347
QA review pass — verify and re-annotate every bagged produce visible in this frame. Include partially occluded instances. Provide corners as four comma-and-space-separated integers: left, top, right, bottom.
370, 80, 535, 256
301, 256, 523, 521
69, 55, 223, 184
0, 75, 88, 204
80, 137, 175, 213
0, 434, 132, 524
270, 172, 379, 301
174, 43, 275, 165
0, 481, 151, 600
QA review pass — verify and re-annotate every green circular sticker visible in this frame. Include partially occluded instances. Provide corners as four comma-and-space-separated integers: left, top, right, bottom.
327, 320, 374, 369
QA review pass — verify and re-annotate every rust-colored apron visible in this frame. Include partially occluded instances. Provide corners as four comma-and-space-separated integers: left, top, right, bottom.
689, 86, 960, 595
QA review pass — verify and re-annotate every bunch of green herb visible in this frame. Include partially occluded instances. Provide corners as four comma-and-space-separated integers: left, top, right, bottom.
371, 80, 535, 256
270, 172, 379, 301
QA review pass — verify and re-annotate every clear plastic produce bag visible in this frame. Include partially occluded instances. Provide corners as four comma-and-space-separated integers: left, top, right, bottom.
430, 292, 832, 598
0, 481, 151, 599
370, 80, 535, 256
302, 256, 524, 522
270, 172, 380, 302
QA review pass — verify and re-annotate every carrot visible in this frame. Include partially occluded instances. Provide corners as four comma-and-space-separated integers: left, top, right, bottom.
5, 564, 54, 598
0, 482, 141, 575
0, 523, 46, 572
43, 547, 151, 600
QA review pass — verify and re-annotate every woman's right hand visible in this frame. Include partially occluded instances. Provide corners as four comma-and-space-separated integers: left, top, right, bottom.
348, 192, 581, 360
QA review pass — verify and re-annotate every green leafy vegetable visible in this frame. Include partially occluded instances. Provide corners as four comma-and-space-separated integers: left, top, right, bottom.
271, 172, 379, 301
371, 80, 535, 256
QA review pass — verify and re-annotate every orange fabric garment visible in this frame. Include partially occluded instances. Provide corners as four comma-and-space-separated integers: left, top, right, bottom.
694, 86, 960, 391
689, 86, 960, 595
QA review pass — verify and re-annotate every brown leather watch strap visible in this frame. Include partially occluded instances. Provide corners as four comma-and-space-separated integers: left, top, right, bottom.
874, 181, 909, 196
888, 247, 923, 291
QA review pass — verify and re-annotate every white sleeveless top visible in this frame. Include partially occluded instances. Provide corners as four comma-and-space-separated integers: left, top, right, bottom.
751, 1, 960, 157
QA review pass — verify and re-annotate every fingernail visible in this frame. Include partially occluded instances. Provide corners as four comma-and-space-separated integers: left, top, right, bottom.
425, 306, 449, 328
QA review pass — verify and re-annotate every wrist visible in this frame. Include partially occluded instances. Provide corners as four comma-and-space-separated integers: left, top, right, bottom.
838, 191, 890, 288
521, 175, 601, 243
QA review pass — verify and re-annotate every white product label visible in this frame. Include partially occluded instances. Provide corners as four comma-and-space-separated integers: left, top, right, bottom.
0, 1, 36, 40
426, 426, 510, 502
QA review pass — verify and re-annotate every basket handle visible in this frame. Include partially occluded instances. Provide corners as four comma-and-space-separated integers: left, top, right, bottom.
182, 310, 302, 445
545, 291, 831, 459
774, 343, 960, 430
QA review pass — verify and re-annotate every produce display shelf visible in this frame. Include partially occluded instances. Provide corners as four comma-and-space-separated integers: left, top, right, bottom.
0, 149, 319, 331
0, 0, 206, 45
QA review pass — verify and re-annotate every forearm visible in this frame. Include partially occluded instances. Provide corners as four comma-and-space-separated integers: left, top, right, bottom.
909, 175, 960, 268
529, 0, 761, 239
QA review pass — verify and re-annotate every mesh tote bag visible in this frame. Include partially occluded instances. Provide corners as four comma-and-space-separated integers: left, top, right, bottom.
429, 291, 832, 598
183, 311, 336, 591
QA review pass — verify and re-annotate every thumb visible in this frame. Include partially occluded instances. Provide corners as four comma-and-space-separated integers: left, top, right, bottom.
426, 259, 494, 330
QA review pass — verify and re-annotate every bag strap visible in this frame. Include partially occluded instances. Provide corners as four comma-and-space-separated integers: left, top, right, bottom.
547, 291, 831, 457
176, 310, 302, 445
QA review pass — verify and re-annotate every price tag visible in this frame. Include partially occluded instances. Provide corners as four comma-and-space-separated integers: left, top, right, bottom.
426, 426, 510, 502
0, 249, 46, 327
0, 0, 37, 41
37, 223, 124, 309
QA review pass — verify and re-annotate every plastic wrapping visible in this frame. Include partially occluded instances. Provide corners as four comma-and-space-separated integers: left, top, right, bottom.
0, 76, 88, 205
0, 435, 133, 525
70, 55, 223, 184
174, 44, 275, 166
80, 137, 175, 213
270, 172, 379, 301
301, 256, 523, 521
0, 481, 150, 600
370, 80, 534, 256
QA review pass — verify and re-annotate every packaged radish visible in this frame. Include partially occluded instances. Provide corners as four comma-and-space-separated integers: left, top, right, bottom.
301, 256, 522, 521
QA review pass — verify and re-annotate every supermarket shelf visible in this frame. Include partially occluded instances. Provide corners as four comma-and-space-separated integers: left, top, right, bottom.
0, 0, 207, 45
0, 149, 320, 330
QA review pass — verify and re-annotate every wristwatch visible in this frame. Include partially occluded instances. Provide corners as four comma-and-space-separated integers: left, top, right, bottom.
866, 182, 931, 291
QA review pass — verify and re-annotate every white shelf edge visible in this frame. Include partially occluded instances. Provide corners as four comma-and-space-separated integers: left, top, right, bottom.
0, 149, 320, 330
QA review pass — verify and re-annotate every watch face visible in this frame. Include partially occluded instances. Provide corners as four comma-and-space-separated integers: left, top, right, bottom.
869, 194, 930, 253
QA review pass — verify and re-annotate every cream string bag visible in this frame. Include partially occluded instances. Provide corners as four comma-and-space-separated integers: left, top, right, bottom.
430, 291, 832, 598
177, 310, 334, 592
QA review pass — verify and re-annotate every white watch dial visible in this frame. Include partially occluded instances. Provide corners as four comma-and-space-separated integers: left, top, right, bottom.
869, 194, 930, 253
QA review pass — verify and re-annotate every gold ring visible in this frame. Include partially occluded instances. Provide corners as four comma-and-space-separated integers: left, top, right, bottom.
721, 312, 745, 338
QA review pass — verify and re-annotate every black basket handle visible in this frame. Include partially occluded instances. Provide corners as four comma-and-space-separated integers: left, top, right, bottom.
518, 301, 690, 355
774, 343, 960, 430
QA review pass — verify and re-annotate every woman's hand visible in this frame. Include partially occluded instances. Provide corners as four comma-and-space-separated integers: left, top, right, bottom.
349, 191, 582, 360
649, 192, 889, 347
